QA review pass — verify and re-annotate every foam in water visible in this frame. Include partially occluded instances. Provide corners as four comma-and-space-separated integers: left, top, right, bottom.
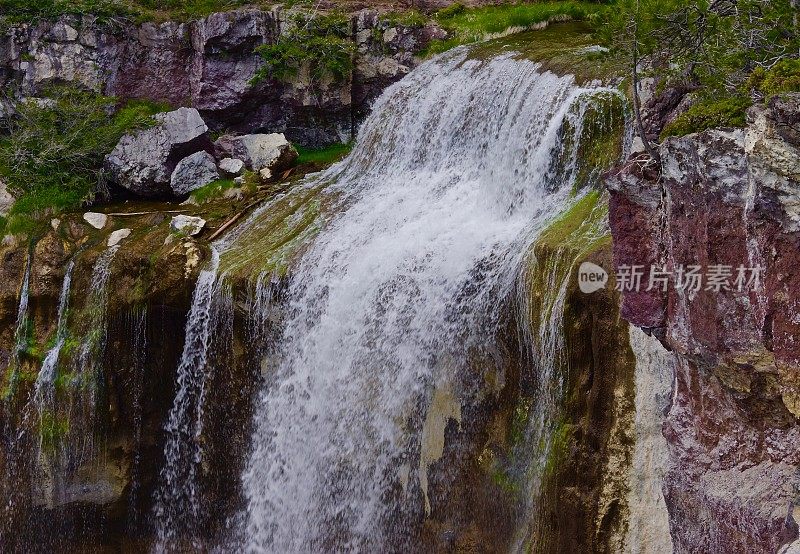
239, 49, 621, 551
153, 46, 625, 551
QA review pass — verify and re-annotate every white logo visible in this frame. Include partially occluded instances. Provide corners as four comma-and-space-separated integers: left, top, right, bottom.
578, 262, 608, 294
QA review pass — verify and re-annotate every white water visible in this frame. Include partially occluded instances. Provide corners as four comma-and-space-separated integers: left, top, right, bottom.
153, 249, 234, 551
237, 49, 621, 552
11, 251, 33, 368
34, 260, 75, 408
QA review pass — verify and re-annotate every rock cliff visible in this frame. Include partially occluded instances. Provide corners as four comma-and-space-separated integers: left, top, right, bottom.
0, 8, 445, 146
608, 93, 800, 553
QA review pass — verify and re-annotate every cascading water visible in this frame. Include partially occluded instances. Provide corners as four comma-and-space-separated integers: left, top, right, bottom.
235, 49, 623, 551
10, 250, 33, 380
34, 259, 75, 409
128, 306, 149, 533
152, 45, 627, 551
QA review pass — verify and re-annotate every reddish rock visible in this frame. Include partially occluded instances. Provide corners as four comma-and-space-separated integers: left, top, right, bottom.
608, 94, 800, 552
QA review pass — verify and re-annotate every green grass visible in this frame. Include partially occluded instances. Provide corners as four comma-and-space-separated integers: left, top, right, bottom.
0, 87, 169, 236
426, 1, 607, 55
0, 0, 254, 24
295, 142, 353, 166
190, 178, 236, 204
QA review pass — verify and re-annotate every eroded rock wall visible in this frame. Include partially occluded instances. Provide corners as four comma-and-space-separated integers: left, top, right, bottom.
608, 93, 800, 553
0, 8, 444, 146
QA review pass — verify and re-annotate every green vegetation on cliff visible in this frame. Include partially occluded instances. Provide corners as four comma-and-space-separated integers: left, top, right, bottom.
426, 1, 608, 55
600, 0, 798, 138
253, 12, 355, 84
0, 0, 251, 24
0, 86, 168, 235
661, 95, 751, 138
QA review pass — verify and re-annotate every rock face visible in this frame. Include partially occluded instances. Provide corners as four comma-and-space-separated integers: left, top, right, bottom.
214, 133, 297, 172
104, 107, 211, 198
170, 151, 219, 196
0, 9, 444, 147
607, 93, 800, 553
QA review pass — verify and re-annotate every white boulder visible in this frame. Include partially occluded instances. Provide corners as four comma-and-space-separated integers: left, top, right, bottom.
107, 228, 132, 247
83, 212, 108, 229
104, 107, 210, 197
214, 133, 297, 173
219, 157, 245, 176
170, 214, 206, 236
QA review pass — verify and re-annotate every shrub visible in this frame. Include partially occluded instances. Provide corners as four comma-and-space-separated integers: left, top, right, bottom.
661, 96, 752, 138
0, 86, 167, 234
253, 13, 355, 84
748, 59, 800, 98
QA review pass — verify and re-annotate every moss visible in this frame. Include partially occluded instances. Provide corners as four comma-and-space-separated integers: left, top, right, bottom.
425, 2, 607, 56
190, 178, 237, 204
748, 59, 800, 98
661, 95, 751, 139
38, 409, 70, 453
542, 419, 574, 478
219, 183, 326, 278
295, 142, 352, 167
537, 189, 611, 256
466, 22, 624, 85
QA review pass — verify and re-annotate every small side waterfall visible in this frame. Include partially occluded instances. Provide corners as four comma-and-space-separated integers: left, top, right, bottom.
128, 306, 149, 533
7, 249, 33, 393
153, 249, 232, 550
34, 259, 75, 409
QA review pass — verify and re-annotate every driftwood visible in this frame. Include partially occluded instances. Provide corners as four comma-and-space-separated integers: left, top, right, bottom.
107, 210, 188, 216
206, 199, 262, 242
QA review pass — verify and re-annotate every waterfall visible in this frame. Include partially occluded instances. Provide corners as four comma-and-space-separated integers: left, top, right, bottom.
8, 249, 33, 387
128, 306, 148, 533
34, 260, 75, 409
236, 49, 622, 552
153, 248, 233, 550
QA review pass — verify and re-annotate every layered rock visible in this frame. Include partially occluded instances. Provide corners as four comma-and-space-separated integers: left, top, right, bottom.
0, 9, 444, 146
607, 93, 800, 553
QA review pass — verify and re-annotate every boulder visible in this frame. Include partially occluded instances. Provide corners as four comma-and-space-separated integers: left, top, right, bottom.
170, 214, 206, 236
219, 157, 245, 176
83, 212, 108, 229
104, 107, 211, 198
170, 151, 219, 196
107, 228, 132, 247
214, 133, 297, 173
